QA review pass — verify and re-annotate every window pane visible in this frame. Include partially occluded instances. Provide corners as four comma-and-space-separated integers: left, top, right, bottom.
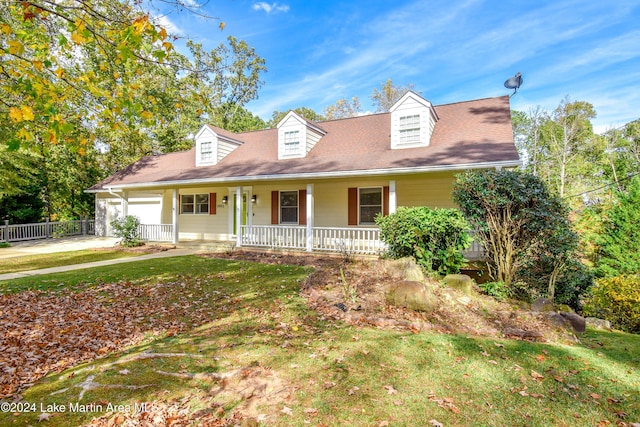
196, 194, 209, 214
360, 188, 381, 205
399, 114, 420, 144
280, 191, 298, 223
281, 207, 298, 223
280, 191, 298, 207
360, 207, 380, 224
359, 187, 382, 224
201, 141, 213, 162
284, 131, 300, 154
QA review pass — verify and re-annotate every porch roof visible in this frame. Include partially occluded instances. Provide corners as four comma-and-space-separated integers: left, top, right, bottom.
89, 95, 520, 191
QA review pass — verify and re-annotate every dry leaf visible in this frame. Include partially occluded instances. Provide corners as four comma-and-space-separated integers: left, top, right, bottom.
531, 370, 544, 380
304, 407, 318, 416
429, 420, 443, 427
281, 406, 293, 416
384, 385, 398, 395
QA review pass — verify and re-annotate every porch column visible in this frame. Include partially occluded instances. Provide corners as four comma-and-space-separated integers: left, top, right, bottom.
172, 189, 179, 244
389, 180, 397, 214
235, 186, 243, 247
306, 184, 314, 252
121, 190, 129, 217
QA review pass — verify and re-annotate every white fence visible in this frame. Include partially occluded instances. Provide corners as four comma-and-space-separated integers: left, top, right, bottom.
137, 224, 174, 242
1, 219, 95, 243
240, 225, 385, 255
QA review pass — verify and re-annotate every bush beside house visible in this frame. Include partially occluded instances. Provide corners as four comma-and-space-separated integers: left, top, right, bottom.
375, 206, 471, 275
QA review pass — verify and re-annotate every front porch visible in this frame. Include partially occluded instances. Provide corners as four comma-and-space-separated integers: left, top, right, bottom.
137, 223, 384, 255
137, 223, 485, 259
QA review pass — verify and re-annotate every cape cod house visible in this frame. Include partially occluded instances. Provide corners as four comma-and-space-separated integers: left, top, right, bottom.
87, 91, 520, 254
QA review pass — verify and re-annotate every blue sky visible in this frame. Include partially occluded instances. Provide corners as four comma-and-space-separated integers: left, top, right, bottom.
155, 0, 640, 133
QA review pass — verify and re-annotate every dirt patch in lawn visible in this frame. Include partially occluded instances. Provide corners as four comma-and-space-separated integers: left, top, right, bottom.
209, 251, 576, 344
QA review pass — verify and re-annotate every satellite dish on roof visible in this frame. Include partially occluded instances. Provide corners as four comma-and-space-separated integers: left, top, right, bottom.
504, 72, 523, 97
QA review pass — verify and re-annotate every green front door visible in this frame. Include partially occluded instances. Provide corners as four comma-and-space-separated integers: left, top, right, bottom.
233, 193, 248, 232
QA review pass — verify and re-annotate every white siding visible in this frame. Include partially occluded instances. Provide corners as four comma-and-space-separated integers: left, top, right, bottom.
217, 139, 241, 163
306, 128, 323, 154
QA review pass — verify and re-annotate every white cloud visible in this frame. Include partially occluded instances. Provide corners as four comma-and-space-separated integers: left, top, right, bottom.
152, 14, 184, 37
252, 2, 290, 14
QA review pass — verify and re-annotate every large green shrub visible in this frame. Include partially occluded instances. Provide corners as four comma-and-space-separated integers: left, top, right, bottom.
453, 170, 584, 303
375, 207, 471, 275
583, 275, 640, 334
110, 215, 141, 248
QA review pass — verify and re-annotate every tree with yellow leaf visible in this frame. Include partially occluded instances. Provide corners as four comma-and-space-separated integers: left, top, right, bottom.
1, 0, 266, 220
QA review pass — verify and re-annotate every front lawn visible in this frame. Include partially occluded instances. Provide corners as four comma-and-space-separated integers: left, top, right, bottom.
0, 255, 638, 427
0, 250, 143, 275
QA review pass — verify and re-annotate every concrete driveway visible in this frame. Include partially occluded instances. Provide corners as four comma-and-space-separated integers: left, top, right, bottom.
0, 236, 121, 260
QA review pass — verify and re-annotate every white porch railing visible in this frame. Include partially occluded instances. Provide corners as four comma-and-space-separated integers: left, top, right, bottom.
240, 225, 385, 255
238, 224, 487, 259
241, 225, 307, 250
137, 224, 174, 242
312, 227, 385, 254
1, 219, 95, 242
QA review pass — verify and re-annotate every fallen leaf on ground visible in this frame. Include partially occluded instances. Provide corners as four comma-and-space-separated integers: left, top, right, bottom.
384, 385, 398, 395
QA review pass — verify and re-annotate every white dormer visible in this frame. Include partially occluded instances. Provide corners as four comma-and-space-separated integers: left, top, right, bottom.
277, 111, 326, 160
194, 125, 244, 167
390, 91, 439, 149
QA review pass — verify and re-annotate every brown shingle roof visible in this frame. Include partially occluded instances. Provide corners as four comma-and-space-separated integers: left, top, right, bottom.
89, 96, 519, 190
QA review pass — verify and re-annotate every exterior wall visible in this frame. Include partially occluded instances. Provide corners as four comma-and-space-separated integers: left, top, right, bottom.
93, 171, 459, 240
245, 171, 457, 228
175, 186, 232, 241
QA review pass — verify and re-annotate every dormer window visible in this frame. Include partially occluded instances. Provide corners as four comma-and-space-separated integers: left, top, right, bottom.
277, 111, 326, 160
284, 131, 300, 155
390, 91, 439, 150
399, 115, 421, 144
194, 125, 244, 167
200, 141, 213, 163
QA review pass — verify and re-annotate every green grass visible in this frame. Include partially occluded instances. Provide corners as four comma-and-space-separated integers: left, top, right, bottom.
0, 252, 191, 294
0, 256, 638, 427
0, 249, 142, 275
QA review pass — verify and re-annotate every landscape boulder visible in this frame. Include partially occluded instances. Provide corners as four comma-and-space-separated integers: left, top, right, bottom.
385, 280, 436, 312
382, 257, 425, 282
585, 317, 611, 330
532, 297, 555, 313
559, 312, 586, 333
442, 274, 475, 296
